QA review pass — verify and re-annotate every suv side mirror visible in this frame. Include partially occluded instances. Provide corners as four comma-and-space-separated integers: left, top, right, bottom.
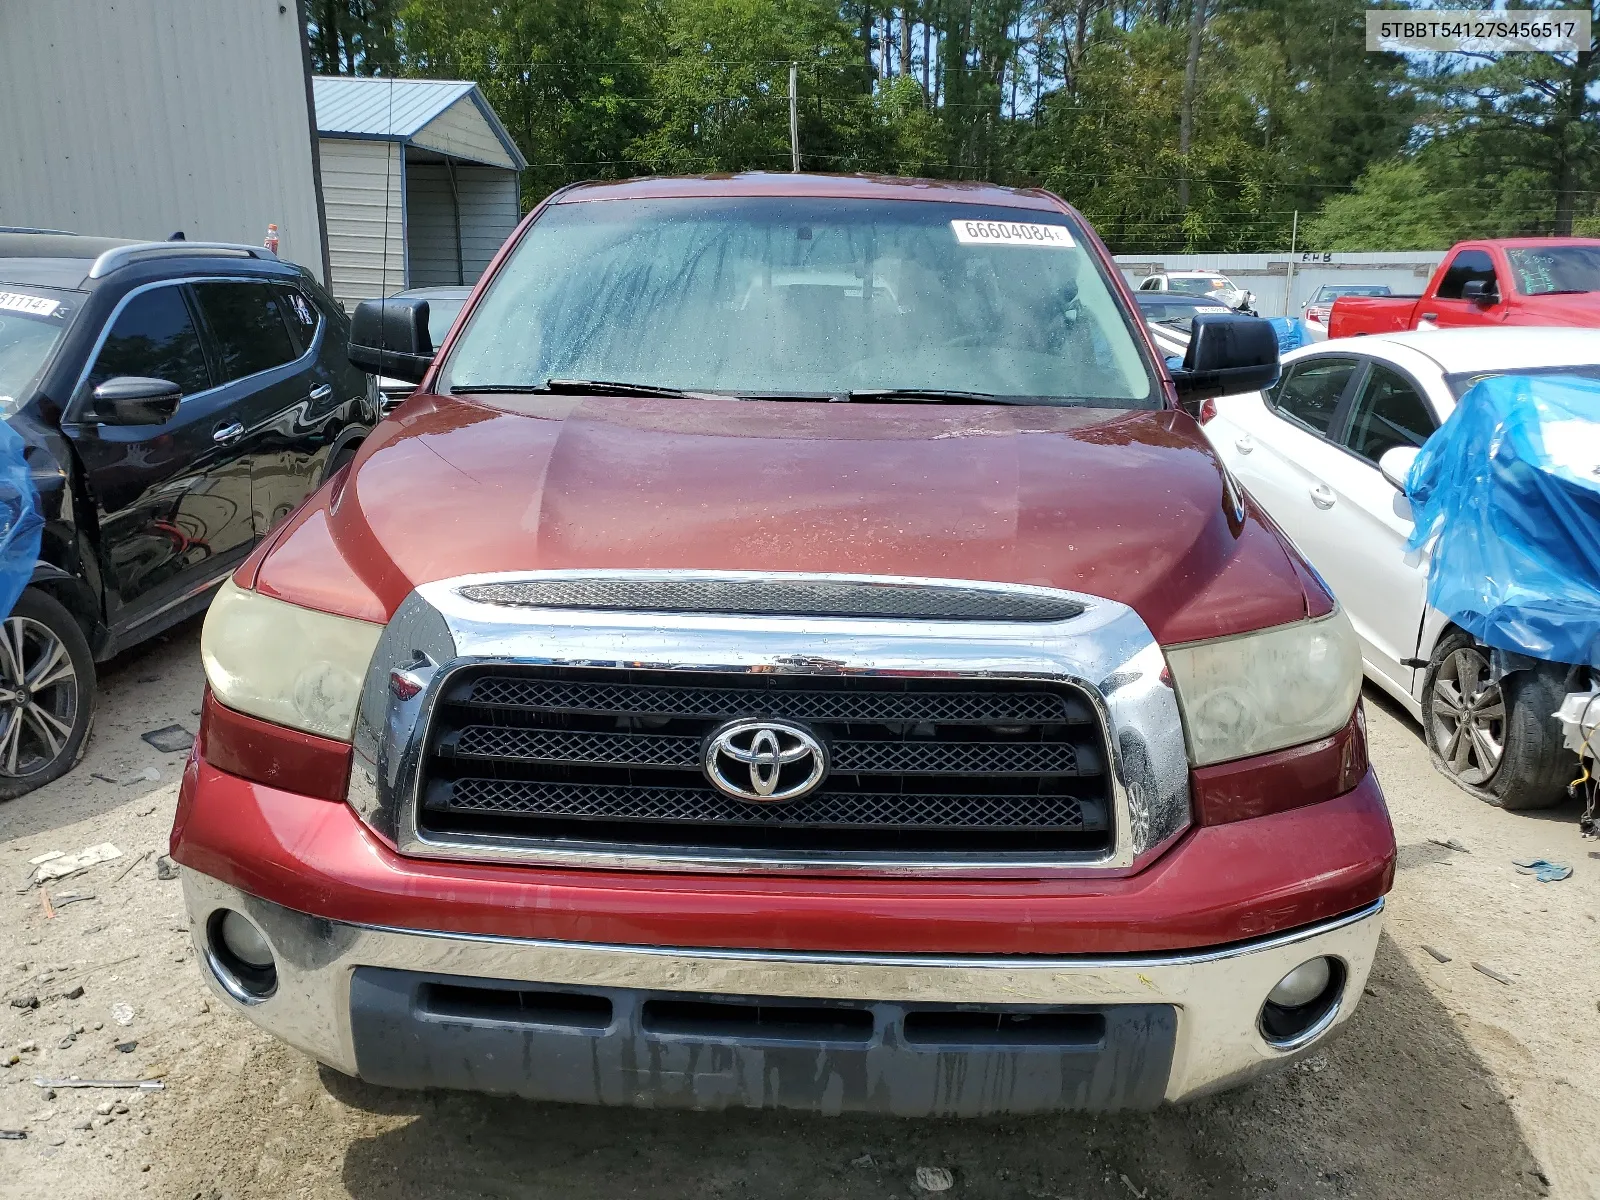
90, 376, 182, 425
1461, 279, 1497, 305
1170, 313, 1280, 407
348, 298, 434, 384
1378, 445, 1420, 492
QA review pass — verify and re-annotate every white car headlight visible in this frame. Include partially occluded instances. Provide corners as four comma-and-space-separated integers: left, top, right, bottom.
1165, 608, 1361, 767
201, 579, 384, 740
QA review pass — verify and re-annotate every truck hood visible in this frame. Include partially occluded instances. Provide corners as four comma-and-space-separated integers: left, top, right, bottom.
252, 392, 1314, 645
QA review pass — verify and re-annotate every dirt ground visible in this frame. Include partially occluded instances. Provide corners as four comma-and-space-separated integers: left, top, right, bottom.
0, 618, 1595, 1200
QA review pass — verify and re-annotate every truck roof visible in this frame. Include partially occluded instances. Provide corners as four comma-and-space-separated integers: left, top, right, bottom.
552, 172, 1067, 213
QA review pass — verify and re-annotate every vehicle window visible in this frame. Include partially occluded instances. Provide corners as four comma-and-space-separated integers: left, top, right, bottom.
1268, 357, 1358, 437
445, 197, 1156, 407
1344, 363, 1436, 463
192, 282, 300, 383
1504, 245, 1600, 296
1139, 298, 1228, 328
1138, 277, 1158, 290
1436, 249, 1497, 300
86, 285, 211, 397
1445, 362, 1600, 398
275, 284, 321, 356
0, 286, 78, 412
1168, 277, 1228, 297
424, 297, 466, 347
1318, 285, 1390, 301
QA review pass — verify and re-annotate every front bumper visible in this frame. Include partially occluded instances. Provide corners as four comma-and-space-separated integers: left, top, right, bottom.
183, 868, 1384, 1114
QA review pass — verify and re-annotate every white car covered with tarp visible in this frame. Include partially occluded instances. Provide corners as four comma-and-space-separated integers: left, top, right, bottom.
1201, 328, 1599, 816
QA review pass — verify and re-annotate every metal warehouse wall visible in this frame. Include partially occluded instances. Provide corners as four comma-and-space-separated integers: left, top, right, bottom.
1116, 252, 1449, 317
0, 0, 327, 283
405, 162, 520, 288
319, 138, 405, 309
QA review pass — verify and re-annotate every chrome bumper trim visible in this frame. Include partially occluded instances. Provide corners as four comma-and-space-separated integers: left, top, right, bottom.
182, 869, 1384, 1104
345, 569, 1193, 875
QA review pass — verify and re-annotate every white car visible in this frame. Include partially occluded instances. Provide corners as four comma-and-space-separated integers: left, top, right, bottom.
1138, 270, 1255, 313
1202, 327, 1600, 809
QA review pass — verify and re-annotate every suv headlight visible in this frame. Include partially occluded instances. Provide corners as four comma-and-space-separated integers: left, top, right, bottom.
201, 579, 384, 740
1165, 608, 1361, 766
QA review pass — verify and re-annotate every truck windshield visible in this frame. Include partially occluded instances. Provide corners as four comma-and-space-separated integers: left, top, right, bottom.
0, 285, 78, 415
1316, 285, 1390, 301
1168, 277, 1230, 296
444, 197, 1156, 407
1505, 245, 1600, 296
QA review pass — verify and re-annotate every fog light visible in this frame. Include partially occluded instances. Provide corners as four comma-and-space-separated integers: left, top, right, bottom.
1259, 956, 1344, 1049
219, 911, 274, 969
206, 910, 277, 1003
1267, 957, 1332, 1008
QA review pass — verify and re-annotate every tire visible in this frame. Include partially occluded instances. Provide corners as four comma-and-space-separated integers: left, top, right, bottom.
323, 444, 359, 486
0, 589, 96, 802
1422, 630, 1572, 810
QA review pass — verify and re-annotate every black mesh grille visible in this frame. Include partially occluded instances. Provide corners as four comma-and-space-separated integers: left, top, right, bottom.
465, 677, 1073, 724
429, 779, 1099, 831
417, 667, 1112, 857
455, 578, 1083, 622
446, 726, 1084, 776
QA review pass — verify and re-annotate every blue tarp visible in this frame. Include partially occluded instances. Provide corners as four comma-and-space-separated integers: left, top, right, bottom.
1405, 373, 1600, 668
1266, 316, 1308, 353
0, 420, 40, 621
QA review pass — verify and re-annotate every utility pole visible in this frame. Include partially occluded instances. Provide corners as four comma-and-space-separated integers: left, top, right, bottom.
789, 62, 800, 172
1284, 210, 1298, 318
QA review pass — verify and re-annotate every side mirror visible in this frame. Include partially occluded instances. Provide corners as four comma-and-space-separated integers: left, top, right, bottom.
90, 376, 182, 425
348, 298, 434, 384
1462, 279, 1497, 306
1378, 445, 1420, 492
1171, 313, 1281, 408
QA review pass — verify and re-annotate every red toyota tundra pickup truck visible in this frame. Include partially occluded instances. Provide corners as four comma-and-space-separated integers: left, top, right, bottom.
1329, 236, 1600, 337
172, 173, 1394, 1115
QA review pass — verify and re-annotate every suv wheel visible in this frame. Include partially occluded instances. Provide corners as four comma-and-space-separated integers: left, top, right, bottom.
1423, 631, 1570, 810
0, 590, 95, 801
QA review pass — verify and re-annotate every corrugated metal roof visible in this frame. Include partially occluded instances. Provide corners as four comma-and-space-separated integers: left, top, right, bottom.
313, 76, 475, 139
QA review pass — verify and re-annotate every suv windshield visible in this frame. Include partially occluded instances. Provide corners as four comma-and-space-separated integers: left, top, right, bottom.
0, 284, 79, 413
1136, 296, 1230, 328
444, 197, 1155, 406
1505, 245, 1600, 295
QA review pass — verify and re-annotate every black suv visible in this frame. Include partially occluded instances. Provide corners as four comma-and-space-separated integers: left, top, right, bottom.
0, 233, 375, 797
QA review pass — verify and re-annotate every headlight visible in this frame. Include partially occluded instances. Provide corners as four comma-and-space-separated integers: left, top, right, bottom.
1165, 608, 1361, 766
201, 579, 383, 740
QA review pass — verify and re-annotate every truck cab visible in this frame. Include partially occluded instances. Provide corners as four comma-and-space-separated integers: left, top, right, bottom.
1329, 238, 1600, 337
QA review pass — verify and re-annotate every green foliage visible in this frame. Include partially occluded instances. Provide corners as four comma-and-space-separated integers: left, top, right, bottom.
314, 0, 1600, 250
1303, 161, 1466, 250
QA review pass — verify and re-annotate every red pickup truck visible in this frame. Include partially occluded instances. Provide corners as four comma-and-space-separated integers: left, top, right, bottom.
172, 173, 1394, 1115
1329, 237, 1600, 337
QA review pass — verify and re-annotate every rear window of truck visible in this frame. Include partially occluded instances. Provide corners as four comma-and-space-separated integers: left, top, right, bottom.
443, 197, 1157, 408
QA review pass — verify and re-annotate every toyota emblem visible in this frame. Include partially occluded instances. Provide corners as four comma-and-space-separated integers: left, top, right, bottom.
703, 719, 828, 803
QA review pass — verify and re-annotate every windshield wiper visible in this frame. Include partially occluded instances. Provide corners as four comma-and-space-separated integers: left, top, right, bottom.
845, 388, 1028, 405
452, 378, 730, 400
1533, 289, 1593, 296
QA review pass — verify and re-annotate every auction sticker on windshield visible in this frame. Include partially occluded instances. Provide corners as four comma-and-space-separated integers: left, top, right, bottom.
952, 220, 1074, 248
0, 291, 61, 319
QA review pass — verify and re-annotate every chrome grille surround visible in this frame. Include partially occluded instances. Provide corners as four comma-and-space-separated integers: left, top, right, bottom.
345, 569, 1191, 876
